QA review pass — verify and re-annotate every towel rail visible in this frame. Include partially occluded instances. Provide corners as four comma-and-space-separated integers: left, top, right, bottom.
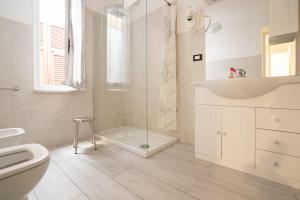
0, 87, 19, 91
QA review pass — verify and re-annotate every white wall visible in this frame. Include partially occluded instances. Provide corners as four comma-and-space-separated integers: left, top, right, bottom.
86, 0, 203, 33
206, 0, 269, 62
0, 0, 94, 147
0, 0, 33, 25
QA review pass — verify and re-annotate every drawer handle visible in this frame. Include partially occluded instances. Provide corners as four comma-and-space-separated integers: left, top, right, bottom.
222, 132, 227, 136
274, 140, 279, 145
274, 162, 279, 167
274, 118, 280, 123
217, 132, 221, 135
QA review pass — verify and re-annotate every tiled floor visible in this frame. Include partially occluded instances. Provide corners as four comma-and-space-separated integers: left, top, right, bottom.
29, 141, 300, 200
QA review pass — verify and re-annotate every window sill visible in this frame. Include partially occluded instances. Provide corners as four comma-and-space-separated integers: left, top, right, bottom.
106, 83, 130, 92
33, 89, 77, 93
106, 88, 130, 92
33, 85, 81, 93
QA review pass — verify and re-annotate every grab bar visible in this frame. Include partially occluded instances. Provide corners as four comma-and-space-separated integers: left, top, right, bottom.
0, 87, 19, 91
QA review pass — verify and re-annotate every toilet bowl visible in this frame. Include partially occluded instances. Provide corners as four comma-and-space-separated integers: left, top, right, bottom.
0, 144, 50, 200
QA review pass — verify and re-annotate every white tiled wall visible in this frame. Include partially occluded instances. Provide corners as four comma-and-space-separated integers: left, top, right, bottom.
0, 9, 95, 147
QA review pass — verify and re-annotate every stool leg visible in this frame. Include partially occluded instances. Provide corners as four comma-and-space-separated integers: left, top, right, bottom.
73, 122, 76, 148
93, 120, 97, 150
74, 121, 79, 154
89, 121, 93, 144
89, 120, 97, 150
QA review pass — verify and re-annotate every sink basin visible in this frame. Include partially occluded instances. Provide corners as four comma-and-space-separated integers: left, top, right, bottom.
194, 76, 300, 99
0, 128, 25, 148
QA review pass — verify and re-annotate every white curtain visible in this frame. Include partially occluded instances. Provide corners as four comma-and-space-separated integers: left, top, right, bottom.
158, 4, 177, 132
64, 0, 86, 89
106, 8, 130, 88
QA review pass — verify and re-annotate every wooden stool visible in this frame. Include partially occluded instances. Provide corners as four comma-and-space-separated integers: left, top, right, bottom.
72, 116, 97, 154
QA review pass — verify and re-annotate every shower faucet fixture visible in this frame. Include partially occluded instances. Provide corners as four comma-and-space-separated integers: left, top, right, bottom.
204, 0, 224, 6
186, 7, 195, 22
164, 0, 172, 6
186, 15, 193, 21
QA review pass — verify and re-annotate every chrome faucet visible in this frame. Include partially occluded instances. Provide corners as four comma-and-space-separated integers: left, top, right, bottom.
236, 69, 247, 78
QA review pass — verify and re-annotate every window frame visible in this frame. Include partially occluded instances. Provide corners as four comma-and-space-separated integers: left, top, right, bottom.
105, 6, 131, 91
261, 27, 296, 78
33, 0, 75, 92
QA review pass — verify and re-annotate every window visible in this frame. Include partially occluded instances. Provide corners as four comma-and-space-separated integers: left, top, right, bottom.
268, 42, 296, 77
106, 8, 130, 89
34, 0, 74, 91
262, 27, 296, 77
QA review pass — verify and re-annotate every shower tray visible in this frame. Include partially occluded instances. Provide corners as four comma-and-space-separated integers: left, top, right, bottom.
96, 127, 178, 157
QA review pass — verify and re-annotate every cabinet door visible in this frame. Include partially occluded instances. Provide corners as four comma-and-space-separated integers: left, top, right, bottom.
221, 107, 255, 167
195, 105, 221, 158
269, 0, 298, 37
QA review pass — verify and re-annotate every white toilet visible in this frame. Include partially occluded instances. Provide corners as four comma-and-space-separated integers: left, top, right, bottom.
0, 144, 50, 200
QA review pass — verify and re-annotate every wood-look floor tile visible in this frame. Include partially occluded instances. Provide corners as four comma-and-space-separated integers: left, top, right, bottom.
58, 158, 141, 200
51, 142, 130, 177
205, 165, 296, 200
77, 149, 130, 177
71, 194, 90, 200
163, 143, 195, 157
153, 152, 212, 177
100, 142, 199, 192
115, 168, 198, 200
41, 142, 300, 200
162, 144, 212, 165
34, 161, 82, 200
50, 142, 96, 163
189, 177, 253, 200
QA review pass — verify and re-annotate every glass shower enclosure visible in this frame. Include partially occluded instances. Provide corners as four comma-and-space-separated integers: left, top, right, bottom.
93, 0, 177, 157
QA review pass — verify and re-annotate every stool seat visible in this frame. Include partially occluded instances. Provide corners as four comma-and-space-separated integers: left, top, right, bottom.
72, 116, 97, 154
72, 116, 95, 122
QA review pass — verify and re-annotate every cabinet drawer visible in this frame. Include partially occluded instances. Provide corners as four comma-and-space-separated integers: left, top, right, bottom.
256, 108, 300, 133
256, 129, 300, 157
256, 150, 300, 181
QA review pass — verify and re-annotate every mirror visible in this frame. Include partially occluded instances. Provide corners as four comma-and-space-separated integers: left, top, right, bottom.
205, 0, 299, 81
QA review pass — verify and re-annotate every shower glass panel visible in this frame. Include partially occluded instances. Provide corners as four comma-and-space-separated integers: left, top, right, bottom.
145, 1, 178, 153
94, 0, 177, 157
94, 0, 149, 156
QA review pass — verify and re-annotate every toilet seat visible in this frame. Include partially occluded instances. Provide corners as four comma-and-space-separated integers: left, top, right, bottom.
0, 144, 50, 180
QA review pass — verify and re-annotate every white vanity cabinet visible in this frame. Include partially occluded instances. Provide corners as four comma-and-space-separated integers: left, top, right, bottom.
255, 108, 300, 181
221, 107, 255, 166
256, 108, 300, 133
195, 105, 221, 159
195, 105, 255, 168
269, 0, 298, 37
194, 85, 300, 189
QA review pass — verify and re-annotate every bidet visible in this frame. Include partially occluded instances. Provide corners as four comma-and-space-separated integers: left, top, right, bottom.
0, 128, 25, 148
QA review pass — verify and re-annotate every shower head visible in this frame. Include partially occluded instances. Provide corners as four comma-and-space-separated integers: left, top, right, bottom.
208, 22, 222, 34
204, 0, 224, 6
110, 9, 125, 17
205, 15, 222, 34
205, 22, 223, 34
164, 0, 172, 6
